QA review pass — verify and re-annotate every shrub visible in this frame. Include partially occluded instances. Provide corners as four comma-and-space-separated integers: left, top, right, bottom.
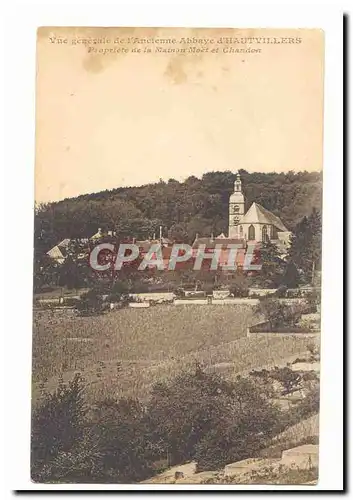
87, 398, 154, 483
228, 273, 250, 298
32, 368, 308, 483
255, 298, 302, 329
31, 376, 154, 483
107, 281, 130, 303
274, 285, 288, 298
229, 284, 249, 298
250, 367, 304, 396
145, 369, 281, 471
269, 367, 302, 395
174, 287, 185, 298
63, 297, 80, 307
293, 385, 320, 419
31, 373, 86, 481
77, 289, 104, 315
307, 342, 320, 361
305, 289, 321, 309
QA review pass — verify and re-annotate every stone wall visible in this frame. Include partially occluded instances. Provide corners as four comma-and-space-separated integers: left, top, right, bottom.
212, 298, 259, 305
248, 288, 277, 297
129, 292, 175, 302
128, 302, 150, 308
174, 299, 209, 305
247, 329, 319, 339
280, 445, 319, 470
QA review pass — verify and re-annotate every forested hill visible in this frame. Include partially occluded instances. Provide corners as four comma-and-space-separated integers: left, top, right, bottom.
35, 170, 322, 252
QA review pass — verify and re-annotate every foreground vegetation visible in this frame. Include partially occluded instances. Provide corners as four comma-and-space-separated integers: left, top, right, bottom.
31, 366, 319, 484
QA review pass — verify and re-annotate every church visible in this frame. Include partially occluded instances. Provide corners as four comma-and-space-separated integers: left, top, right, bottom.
228, 171, 291, 247
192, 171, 292, 259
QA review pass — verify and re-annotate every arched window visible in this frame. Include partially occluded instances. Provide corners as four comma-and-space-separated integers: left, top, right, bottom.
248, 225, 255, 240
262, 225, 268, 242
270, 225, 277, 239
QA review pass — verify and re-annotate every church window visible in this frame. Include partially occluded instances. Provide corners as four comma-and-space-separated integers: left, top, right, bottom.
270, 225, 277, 239
248, 225, 255, 240
233, 205, 240, 213
262, 225, 268, 242
233, 216, 240, 225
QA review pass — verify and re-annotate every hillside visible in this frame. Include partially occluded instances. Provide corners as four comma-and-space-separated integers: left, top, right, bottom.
34, 170, 322, 253
32, 304, 314, 403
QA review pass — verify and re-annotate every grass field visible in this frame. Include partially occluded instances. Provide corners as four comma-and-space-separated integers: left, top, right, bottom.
32, 304, 316, 402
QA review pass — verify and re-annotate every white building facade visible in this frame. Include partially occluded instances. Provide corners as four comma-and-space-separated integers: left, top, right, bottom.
228, 172, 291, 250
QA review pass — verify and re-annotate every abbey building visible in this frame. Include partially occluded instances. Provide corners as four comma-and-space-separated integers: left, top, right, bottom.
228, 171, 291, 249
192, 171, 292, 261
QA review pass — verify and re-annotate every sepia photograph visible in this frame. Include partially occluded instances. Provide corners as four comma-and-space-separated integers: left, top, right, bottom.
31, 26, 325, 486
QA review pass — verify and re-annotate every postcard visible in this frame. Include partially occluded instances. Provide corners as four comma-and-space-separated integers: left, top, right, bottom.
32, 27, 324, 486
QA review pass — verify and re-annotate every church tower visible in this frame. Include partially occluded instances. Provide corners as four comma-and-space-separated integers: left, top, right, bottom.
228, 171, 245, 238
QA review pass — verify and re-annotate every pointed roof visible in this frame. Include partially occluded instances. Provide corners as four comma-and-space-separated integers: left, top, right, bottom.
240, 202, 288, 231
47, 245, 65, 261
90, 231, 103, 240
57, 238, 70, 248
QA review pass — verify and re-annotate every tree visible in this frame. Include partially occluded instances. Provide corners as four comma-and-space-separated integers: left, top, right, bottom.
77, 289, 104, 315
144, 368, 280, 470
193, 376, 281, 471
31, 373, 87, 481
31, 378, 153, 484
56, 239, 93, 290
287, 208, 322, 282
229, 272, 250, 297
87, 398, 154, 483
308, 207, 322, 276
281, 262, 300, 289
255, 297, 302, 329
255, 240, 284, 288
168, 223, 188, 243
33, 254, 61, 292
107, 280, 130, 303
270, 367, 302, 395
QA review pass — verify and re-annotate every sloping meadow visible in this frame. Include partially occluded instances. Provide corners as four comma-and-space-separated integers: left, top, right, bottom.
32, 304, 315, 402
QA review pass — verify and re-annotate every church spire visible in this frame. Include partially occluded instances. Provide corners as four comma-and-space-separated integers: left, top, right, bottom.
228, 170, 245, 238
234, 170, 242, 193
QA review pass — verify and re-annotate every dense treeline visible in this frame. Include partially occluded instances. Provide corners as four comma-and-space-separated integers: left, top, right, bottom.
35, 170, 322, 254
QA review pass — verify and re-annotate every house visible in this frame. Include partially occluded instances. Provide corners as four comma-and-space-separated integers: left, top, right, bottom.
46, 237, 89, 264
90, 228, 116, 240
46, 238, 71, 264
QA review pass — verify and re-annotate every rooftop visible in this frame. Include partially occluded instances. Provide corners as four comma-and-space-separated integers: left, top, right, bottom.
240, 203, 288, 232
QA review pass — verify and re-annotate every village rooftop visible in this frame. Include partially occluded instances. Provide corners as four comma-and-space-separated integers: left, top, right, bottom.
89, 242, 262, 272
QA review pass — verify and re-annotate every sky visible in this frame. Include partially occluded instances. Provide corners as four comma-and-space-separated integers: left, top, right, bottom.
35, 27, 324, 203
